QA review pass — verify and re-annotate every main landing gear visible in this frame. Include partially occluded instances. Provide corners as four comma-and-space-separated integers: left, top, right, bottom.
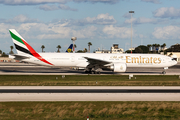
85, 68, 102, 74
85, 70, 101, 74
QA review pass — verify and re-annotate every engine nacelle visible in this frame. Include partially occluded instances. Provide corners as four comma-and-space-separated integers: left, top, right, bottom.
102, 63, 127, 72
110, 63, 127, 72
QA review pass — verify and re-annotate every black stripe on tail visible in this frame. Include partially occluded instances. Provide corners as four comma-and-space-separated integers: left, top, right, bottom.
14, 43, 32, 56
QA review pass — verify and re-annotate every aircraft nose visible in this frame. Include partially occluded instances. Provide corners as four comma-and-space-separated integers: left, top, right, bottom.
173, 60, 177, 65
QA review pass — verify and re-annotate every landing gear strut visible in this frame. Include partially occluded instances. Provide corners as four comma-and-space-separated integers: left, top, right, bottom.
162, 67, 168, 74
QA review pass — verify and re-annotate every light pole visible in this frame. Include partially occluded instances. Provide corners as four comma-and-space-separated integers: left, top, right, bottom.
71, 37, 77, 53
129, 11, 134, 53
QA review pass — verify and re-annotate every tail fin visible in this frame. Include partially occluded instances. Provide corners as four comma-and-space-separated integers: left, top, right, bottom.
9, 29, 53, 65
9, 29, 34, 57
66, 44, 73, 53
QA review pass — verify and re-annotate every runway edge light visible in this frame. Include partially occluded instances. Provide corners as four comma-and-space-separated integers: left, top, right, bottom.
129, 74, 133, 79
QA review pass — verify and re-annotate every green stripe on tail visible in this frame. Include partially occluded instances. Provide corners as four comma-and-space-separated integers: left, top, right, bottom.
9, 30, 25, 45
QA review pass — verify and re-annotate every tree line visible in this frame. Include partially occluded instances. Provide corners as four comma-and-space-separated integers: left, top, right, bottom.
41, 42, 92, 53
0, 42, 93, 57
126, 43, 167, 54
125, 43, 180, 54
2, 42, 180, 57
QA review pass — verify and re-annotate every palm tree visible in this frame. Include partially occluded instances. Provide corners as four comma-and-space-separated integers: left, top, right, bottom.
9, 45, 14, 54
160, 45, 163, 51
152, 44, 156, 53
147, 44, 152, 52
84, 48, 87, 53
157, 44, 160, 53
162, 43, 166, 51
41, 45, 45, 52
10, 45, 13, 52
88, 42, 92, 53
2, 52, 8, 57
154, 44, 158, 53
57, 45, 61, 53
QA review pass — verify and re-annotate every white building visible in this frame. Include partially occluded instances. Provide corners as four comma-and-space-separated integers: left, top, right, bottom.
95, 44, 124, 53
111, 44, 124, 53
129, 47, 135, 51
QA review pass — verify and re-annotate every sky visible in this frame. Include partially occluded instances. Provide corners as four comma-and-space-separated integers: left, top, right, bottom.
0, 0, 180, 53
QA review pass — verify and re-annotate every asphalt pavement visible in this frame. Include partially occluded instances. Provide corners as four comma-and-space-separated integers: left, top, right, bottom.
0, 62, 179, 75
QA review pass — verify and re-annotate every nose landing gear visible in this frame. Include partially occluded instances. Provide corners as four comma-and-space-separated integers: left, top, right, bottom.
162, 67, 168, 74
162, 71, 166, 74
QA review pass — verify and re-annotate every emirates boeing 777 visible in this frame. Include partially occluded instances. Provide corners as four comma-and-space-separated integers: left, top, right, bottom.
9, 29, 177, 74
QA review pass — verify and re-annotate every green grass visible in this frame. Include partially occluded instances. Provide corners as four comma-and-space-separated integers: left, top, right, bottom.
0, 75, 180, 86
0, 102, 180, 120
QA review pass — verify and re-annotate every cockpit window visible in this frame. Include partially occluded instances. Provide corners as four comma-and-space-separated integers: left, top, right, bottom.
172, 58, 177, 61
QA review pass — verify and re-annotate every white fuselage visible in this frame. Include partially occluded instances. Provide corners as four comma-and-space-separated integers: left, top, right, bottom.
22, 53, 177, 68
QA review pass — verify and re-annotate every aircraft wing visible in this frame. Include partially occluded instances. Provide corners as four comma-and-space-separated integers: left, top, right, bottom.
84, 57, 111, 66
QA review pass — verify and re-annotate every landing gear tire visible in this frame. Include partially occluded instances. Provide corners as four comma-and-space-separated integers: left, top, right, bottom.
85, 70, 90, 74
90, 71, 100, 74
162, 71, 166, 74
162, 67, 168, 75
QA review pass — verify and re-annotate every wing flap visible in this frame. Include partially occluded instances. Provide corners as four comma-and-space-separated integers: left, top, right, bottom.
84, 57, 111, 66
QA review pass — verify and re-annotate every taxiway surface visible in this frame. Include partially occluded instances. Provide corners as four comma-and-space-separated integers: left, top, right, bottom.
0, 62, 179, 75
0, 63, 179, 101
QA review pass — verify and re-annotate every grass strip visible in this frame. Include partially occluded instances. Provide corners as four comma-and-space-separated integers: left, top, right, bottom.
0, 101, 180, 120
0, 75, 180, 86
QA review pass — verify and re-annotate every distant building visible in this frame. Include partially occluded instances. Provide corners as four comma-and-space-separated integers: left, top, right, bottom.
129, 47, 135, 51
111, 44, 124, 53
95, 44, 124, 53
0, 57, 19, 62
160, 47, 167, 51
95, 49, 110, 53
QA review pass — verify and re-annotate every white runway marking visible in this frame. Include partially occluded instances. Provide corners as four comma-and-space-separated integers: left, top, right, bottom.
0, 93, 179, 101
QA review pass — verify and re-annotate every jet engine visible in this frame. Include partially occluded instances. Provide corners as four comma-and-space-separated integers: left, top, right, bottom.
102, 63, 127, 72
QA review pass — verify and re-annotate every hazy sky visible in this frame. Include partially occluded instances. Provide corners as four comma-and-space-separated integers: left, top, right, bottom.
0, 0, 180, 53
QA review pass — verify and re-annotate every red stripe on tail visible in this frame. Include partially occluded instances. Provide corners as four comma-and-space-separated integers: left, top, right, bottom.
22, 39, 54, 66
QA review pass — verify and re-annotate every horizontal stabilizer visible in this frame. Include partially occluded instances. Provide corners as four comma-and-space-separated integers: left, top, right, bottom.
9, 54, 30, 60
